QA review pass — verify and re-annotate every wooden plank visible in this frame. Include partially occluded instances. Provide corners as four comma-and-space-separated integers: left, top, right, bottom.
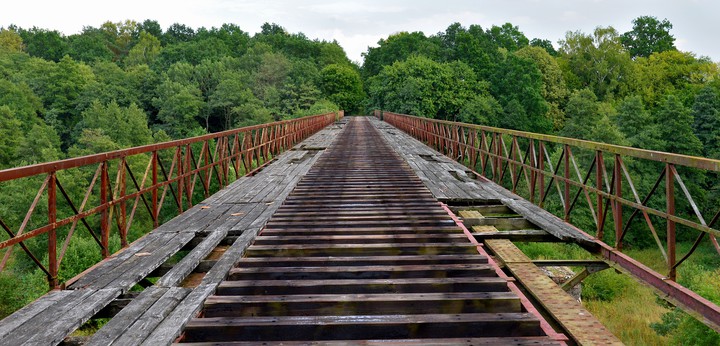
20, 288, 120, 346
157, 227, 229, 287
216, 277, 510, 296
108, 287, 190, 345
68, 232, 168, 289
501, 198, 595, 244
252, 234, 470, 245
0, 289, 72, 340
87, 287, 169, 346
485, 239, 622, 345
173, 336, 562, 346
203, 292, 521, 317
236, 254, 488, 267
140, 284, 216, 346
245, 243, 480, 257
180, 313, 544, 342
201, 227, 262, 286
227, 263, 497, 280
98, 232, 195, 292
471, 229, 557, 242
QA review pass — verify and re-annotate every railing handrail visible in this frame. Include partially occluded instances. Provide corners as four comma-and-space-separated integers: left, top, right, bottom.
382, 111, 720, 172
0, 112, 340, 182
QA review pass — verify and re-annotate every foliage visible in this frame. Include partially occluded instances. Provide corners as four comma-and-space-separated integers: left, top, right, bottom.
621, 16, 676, 58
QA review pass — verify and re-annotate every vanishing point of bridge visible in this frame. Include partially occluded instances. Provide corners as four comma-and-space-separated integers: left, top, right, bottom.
0, 113, 718, 345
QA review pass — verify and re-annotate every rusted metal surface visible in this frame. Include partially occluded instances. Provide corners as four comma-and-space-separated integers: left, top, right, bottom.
380, 110, 720, 332
485, 239, 622, 345
0, 112, 341, 288
178, 117, 564, 344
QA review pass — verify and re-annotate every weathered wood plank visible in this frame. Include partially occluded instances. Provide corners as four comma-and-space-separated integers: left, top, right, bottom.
0, 290, 72, 340
87, 287, 169, 346
108, 287, 190, 345
181, 313, 544, 342
21, 288, 120, 346
157, 228, 229, 287
173, 336, 562, 346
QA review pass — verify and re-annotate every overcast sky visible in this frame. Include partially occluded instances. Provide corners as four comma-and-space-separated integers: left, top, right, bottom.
2, 0, 718, 64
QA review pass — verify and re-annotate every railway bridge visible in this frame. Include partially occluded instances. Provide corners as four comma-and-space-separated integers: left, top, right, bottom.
0, 112, 718, 345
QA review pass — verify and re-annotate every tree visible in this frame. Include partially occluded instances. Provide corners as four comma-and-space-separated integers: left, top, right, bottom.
559, 27, 634, 100
486, 23, 529, 52
515, 46, 568, 130
79, 101, 153, 147
561, 89, 625, 145
530, 38, 557, 56
138, 20, 163, 40
489, 52, 550, 132
621, 16, 676, 58
458, 94, 502, 126
361, 31, 440, 78
17, 27, 68, 62
692, 86, 720, 158
125, 31, 161, 66
319, 64, 364, 113
163, 23, 195, 45
67, 26, 114, 63
0, 28, 23, 52
616, 95, 664, 149
153, 79, 205, 137
0, 106, 24, 167
366, 56, 482, 120
655, 94, 702, 156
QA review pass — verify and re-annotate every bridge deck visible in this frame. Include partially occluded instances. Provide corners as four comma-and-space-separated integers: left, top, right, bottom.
0, 117, 621, 345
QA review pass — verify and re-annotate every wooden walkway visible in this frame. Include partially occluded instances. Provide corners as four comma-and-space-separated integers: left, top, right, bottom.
177, 117, 561, 344
0, 116, 622, 345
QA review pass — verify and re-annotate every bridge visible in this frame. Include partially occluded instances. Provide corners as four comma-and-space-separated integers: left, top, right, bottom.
0, 112, 718, 345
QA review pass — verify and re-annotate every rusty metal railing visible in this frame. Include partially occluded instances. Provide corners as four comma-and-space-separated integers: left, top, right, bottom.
379, 110, 720, 331
0, 111, 342, 288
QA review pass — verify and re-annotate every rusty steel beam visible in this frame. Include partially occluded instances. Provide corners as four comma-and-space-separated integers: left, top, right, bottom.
381, 110, 720, 333
383, 111, 720, 172
0, 112, 341, 288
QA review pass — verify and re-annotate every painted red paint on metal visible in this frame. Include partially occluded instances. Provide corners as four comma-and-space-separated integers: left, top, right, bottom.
0, 112, 341, 288
440, 203, 569, 344
381, 110, 720, 332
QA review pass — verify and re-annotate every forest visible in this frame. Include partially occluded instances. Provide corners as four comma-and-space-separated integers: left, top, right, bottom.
1, 16, 719, 344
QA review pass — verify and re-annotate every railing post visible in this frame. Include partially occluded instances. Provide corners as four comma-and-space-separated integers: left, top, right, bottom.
152, 151, 158, 228
613, 154, 623, 250
48, 172, 58, 288
529, 139, 536, 203
538, 142, 545, 207
100, 161, 109, 258
596, 151, 605, 240
177, 148, 184, 213
119, 158, 127, 248
564, 144, 571, 221
667, 163, 676, 280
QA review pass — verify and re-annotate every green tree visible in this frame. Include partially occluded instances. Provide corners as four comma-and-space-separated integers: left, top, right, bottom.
17, 27, 68, 62
16, 123, 63, 163
361, 31, 440, 78
655, 94, 702, 156
0, 106, 24, 167
125, 31, 161, 66
153, 79, 204, 137
79, 100, 153, 147
621, 16, 676, 58
319, 64, 364, 113
559, 27, 634, 100
367, 56, 482, 120
616, 95, 664, 149
530, 38, 557, 56
0, 28, 23, 52
692, 86, 720, 158
458, 94, 502, 126
486, 23, 529, 52
515, 46, 568, 130
561, 89, 625, 145
67, 26, 114, 63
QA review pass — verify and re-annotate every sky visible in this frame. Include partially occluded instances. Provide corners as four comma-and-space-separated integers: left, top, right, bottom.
1, 0, 719, 64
